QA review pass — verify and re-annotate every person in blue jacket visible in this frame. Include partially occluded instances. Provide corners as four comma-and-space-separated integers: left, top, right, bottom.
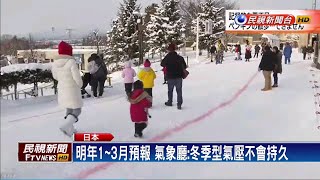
283, 42, 292, 64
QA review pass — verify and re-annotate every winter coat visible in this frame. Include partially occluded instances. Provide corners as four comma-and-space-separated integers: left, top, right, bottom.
217, 43, 225, 52
129, 89, 152, 123
283, 45, 293, 58
162, 67, 167, 75
122, 61, 136, 83
52, 55, 83, 109
88, 57, 108, 79
259, 50, 277, 71
161, 52, 187, 79
255, 45, 261, 52
274, 51, 283, 74
245, 45, 252, 59
210, 46, 217, 54
138, 67, 156, 88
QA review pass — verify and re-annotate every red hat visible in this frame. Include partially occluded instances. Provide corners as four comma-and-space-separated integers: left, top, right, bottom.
167, 43, 176, 52
58, 41, 73, 56
144, 59, 151, 67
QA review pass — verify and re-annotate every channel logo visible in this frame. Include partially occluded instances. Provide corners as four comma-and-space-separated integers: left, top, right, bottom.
234, 14, 247, 25
296, 15, 311, 24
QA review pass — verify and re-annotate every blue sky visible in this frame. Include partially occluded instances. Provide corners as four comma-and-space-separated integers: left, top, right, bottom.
1, 0, 318, 35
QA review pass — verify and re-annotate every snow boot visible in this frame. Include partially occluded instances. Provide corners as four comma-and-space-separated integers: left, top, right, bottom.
165, 102, 173, 106
134, 133, 143, 138
272, 84, 278, 88
60, 114, 77, 137
177, 105, 182, 110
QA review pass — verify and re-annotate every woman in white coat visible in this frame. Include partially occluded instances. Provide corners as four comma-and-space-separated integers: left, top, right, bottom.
52, 41, 83, 137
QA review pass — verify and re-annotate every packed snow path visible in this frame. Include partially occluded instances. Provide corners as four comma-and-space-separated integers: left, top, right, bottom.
1, 51, 320, 179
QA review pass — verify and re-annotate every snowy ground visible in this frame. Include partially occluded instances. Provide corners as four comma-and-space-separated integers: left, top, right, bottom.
1, 50, 320, 179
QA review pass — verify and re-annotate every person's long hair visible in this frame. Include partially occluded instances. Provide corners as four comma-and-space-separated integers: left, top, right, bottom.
273, 46, 280, 54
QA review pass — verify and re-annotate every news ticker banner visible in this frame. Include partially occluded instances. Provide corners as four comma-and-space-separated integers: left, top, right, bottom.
18, 142, 320, 162
225, 10, 320, 33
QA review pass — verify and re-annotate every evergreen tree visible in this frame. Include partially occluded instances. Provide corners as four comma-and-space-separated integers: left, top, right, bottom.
146, 0, 185, 56
107, 0, 140, 62
192, 0, 225, 50
161, 0, 185, 45
146, 4, 167, 54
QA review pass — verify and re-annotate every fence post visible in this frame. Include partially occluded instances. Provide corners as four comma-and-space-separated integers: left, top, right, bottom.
187, 56, 189, 66
11, 94, 13, 100
24, 93, 27, 98
41, 88, 44, 96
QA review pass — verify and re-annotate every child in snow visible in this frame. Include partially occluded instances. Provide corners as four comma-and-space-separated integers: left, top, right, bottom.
162, 66, 167, 84
51, 41, 83, 137
138, 59, 156, 104
128, 80, 152, 138
245, 40, 252, 62
122, 60, 136, 96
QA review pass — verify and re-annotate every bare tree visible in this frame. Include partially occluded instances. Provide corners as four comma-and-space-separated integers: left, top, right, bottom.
179, 0, 238, 37
28, 33, 35, 63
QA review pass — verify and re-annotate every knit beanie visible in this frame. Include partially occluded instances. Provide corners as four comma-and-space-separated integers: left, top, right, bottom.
144, 59, 151, 67
58, 41, 73, 56
167, 43, 176, 52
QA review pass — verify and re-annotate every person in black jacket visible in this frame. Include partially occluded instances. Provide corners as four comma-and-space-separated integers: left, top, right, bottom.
210, 45, 217, 62
272, 46, 282, 87
161, 43, 187, 110
258, 46, 276, 91
88, 53, 108, 97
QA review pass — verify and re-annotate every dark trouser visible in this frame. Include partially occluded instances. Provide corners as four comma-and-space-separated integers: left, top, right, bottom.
285, 57, 291, 64
164, 75, 167, 83
273, 73, 278, 85
254, 52, 259, 58
144, 88, 153, 97
91, 77, 106, 97
135, 123, 147, 136
303, 53, 306, 60
125, 83, 133, 95
167, 78, 183, 105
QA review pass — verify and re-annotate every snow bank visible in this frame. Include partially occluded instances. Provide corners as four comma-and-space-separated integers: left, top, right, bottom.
0, 63, 52, 74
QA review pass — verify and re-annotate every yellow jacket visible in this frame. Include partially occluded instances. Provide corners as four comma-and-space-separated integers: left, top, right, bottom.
138, 68, 156, 88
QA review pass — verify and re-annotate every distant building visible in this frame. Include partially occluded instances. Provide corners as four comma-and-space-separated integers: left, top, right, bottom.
16, 48, 99, 71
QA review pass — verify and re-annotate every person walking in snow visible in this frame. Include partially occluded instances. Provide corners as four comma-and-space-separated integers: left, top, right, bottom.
216, 40, 224, 64
52, 41, 83, 137
302, 46, 307, 60
88, 53, 108, 98
162, 66, 167, 84
138, 59, 156, 106
128, 80, 152, 138
235, 44, 242, 60
254, 44, 261, 58
161, 43, 187, 110
122, 60, 136, 96
258, 46, 277, 91
283, 42, 293, 64
210, 44, 217, 62
272, 46, 283, 87
245, 40, 252, 62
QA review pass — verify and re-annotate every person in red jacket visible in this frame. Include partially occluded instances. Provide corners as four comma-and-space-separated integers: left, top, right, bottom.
128, 80, 152, 138
162, 67, 167, 84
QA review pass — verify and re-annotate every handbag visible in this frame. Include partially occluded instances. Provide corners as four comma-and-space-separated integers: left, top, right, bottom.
183, 69, 189, 79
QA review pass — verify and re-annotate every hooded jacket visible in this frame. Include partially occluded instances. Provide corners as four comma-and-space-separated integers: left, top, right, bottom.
283, 45, 293, 58
259, 50, 277, 71
129, 89, 152, 123
52, 55, 83, 109
138, 67, 156, 88
88, 57, 108, 79
161, 52, 187, 79
122, 61, 136, 83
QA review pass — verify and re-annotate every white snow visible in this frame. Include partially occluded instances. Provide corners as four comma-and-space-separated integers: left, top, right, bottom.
1, 50, 320, 179
0, 63, 52, 74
